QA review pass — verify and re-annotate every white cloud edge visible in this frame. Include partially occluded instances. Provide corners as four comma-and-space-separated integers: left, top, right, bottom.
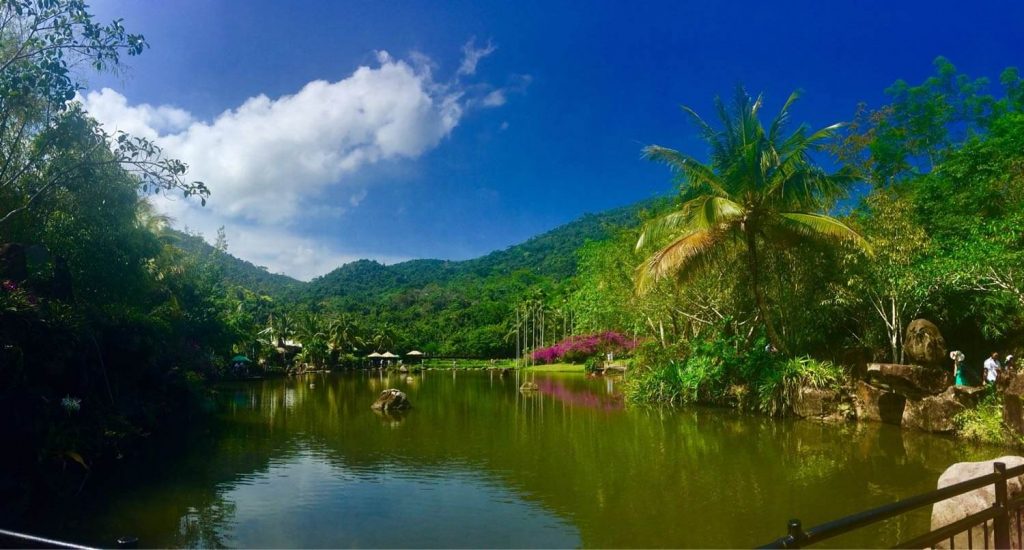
80, 39, 522, 280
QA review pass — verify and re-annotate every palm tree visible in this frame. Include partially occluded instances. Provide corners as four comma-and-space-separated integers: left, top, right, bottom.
370, 322, 396, 353
636, 88, 870, 352
327, 314, 363, 356
295, 313, 326, 346
261, 312, 295, 348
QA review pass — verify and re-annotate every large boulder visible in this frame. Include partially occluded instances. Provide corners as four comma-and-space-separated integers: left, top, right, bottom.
904, 319, 947, 368
853, 381, 906, 425
793, 387, 848, 421
370, 389, 411, 411
931, 456, 1024, 549
1003, 372, 1024, 436
866, 363, 948, 397
902, 387, 966, 433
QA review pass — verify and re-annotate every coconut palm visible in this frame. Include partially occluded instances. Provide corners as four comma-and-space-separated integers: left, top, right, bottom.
636, 88, 870, 352
369, 322, 396, 353
260, 312, 295, 348
327, 314, 363, 355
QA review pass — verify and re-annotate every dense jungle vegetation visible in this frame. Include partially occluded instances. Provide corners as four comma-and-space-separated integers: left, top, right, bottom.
3, 0, 1024, 512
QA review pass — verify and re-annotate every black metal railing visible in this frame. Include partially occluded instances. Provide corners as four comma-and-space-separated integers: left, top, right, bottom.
759, 461, 1024, 549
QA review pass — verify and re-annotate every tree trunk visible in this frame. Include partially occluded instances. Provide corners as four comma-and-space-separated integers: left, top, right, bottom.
745, 231, 786, 353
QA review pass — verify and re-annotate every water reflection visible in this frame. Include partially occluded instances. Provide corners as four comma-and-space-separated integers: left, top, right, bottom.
536, 376, 623, 411
24, 371, 1009, 549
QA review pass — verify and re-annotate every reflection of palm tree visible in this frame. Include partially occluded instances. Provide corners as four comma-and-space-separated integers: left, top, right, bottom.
636, 88, 869, 352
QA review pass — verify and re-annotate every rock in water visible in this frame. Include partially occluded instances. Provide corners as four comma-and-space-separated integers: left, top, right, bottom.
520, 381, 539, 392
904, 319, 947, 368
931, 456, 1024, 549
371, 389, 411, 411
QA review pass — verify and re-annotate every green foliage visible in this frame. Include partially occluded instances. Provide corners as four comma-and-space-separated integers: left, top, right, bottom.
755, 357, 845, 417
837, 189, 935, 362
626, 330, 775, 407
954, 393, 1012, 445
637, 87, 867, 352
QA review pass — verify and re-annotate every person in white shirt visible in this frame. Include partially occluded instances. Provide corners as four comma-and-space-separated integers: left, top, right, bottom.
984, 352, 1002, 384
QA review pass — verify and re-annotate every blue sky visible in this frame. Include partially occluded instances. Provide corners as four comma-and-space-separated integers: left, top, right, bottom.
83, 0, 1023, 280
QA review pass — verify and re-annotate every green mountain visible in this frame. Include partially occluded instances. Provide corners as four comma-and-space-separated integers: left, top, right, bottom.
302, 197, 665, 302
170, 230, 304, 296
178, 196, 667, 356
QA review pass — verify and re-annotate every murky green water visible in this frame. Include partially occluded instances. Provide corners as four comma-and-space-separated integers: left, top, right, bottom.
25, 371, 1005, 548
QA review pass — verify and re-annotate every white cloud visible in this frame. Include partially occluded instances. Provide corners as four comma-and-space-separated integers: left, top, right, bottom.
482, 90, 506, 107
79, 46, 519, 279
349, 189, 368, 207
457, 38, 496, 77
82, 52, 462, 224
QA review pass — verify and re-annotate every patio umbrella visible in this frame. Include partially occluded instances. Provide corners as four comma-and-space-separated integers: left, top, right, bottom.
231, 355, 252, 363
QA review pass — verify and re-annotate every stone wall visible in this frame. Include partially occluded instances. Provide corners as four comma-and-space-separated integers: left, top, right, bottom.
793, 363, 986, 434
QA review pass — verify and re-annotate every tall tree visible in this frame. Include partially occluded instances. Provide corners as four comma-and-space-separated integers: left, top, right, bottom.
636, 88, 869, 352
0, 0, 208, 227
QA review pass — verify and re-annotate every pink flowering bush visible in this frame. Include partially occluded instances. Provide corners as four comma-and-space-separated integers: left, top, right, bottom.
531, 331, 637, 364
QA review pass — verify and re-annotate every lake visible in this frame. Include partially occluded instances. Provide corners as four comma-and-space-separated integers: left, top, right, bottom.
23, 370, 1005, 548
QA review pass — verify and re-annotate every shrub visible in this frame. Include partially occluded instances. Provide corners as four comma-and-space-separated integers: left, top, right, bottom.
955, 392, 1012, 445
755, 357, 845, 417
676, 354, 729, 403
531, 331, 637, 364
624, 359, 687, 405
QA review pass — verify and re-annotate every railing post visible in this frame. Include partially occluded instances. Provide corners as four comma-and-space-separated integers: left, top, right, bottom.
994, 462, 1011, 550
783, 519, 806, 549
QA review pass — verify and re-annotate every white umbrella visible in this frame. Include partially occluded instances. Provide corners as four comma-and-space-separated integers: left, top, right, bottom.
406, 350, 424, 356
367, 352, 383, 358
381, 352, 398, 358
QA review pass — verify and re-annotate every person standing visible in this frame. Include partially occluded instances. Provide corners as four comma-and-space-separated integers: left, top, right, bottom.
984, 352, 1002, 385
950, 351, 967, 386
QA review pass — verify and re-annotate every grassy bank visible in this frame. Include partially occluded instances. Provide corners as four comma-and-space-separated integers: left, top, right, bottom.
523, 363, 586, 373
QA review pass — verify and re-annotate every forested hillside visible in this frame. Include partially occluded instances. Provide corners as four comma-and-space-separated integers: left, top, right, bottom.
171, 230, 304, 296
301, 198, 665, 300
180, 197, 668, 357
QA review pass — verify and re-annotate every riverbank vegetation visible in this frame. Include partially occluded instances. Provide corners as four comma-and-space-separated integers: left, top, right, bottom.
5, 0, 1024, 512
601, 60, 1024, 420
0, 0, 277, 510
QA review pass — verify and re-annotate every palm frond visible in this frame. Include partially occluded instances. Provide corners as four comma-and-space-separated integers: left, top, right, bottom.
768, 90, 801, 143
635, 195, 743, 250
775, 212, 872, 253
635, 228, 726, 294
642, 145, 728, 195
680, 104, 717, 142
